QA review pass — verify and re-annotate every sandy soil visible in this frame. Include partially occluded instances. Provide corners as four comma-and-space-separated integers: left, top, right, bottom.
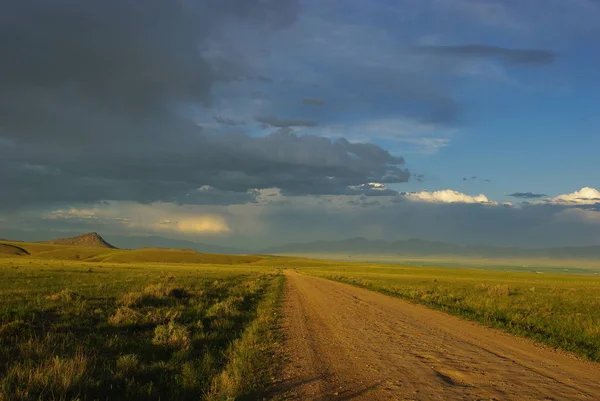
274, 271, 600, 401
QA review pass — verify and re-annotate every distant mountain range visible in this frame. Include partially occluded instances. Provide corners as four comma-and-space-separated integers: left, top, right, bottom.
261, 237, 600, 259
102, 234, 242, 254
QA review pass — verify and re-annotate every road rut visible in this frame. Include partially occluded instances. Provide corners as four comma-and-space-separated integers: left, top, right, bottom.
276, 271, 600, 400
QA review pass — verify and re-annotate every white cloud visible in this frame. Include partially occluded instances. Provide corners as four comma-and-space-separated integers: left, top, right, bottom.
347, 182, 398, 196
540, 187, 600, 205
402, 189, 497, 204
45, 208, 130, 223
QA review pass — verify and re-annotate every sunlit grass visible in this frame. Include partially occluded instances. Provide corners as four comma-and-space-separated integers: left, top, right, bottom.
0, 257, 282, 401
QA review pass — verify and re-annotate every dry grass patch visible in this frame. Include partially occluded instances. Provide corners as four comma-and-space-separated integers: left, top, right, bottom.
152, 322, 192, 350
108, 306, 145, 326
120, 291, 145, 307
119, 285, 189, 308
115, 354, 141, 378
143, 284, 188, 299
476, 283, 513, 296
487, 284, 512, 297
46, 289, 81, 302
1, 350, 90, 400
206, 296, 244, 319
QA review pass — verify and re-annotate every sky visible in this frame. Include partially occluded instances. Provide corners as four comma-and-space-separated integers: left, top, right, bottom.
1, 0, 599, 250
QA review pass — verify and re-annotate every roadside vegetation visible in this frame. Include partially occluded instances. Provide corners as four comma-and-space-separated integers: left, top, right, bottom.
299, 262, 600, 362
0, 255, 282, 401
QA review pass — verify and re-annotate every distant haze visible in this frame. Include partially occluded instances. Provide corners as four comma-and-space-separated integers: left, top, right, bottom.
262, 238, 600, 260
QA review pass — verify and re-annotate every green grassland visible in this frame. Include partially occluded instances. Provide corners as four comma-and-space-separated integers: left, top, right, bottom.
0, 243, 284, 401
3, 238, 600, 400
277, 252, 600, 273
294, 261, 600, 361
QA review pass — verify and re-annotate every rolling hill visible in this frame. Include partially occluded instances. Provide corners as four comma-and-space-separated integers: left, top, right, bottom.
0, 243, 30, 256
0, 235, 268, 265
0, 228, 243, 254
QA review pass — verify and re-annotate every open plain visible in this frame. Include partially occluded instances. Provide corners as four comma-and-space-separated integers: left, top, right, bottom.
2, 240, 600, 400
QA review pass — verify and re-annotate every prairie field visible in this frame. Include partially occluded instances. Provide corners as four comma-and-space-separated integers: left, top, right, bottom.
297, 261, 600, 361
3, 240, 600, 400
0, 252, 282, 401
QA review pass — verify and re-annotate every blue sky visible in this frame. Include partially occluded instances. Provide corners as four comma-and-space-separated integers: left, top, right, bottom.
277, 0, 600, 199
1, 0, 599, 248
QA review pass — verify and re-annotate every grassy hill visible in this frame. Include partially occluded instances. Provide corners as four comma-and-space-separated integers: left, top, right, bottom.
0, 243, 29, 257
41, 232, 117, 248
0, 228, 244, 255
0, 240, 266, 265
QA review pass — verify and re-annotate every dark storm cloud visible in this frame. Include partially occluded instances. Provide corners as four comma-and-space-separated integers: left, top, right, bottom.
0, 0, 294, 114
507, 192, 548, 199
345, 183, 399, 197
178, 187, 259, 205
0, 0, 411, 210
0, 128, 409, 209
214, 115, 246, 126
413, 45, 557, 66
573, 204, 600, 212
302, 98, 327, 107
0, 0, 301, 142
255, 116, 319, 128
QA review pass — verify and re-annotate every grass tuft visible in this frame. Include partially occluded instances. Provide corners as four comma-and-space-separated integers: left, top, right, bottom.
487, 284, 513, 297
115, 354, 141, 377
46, 289, 82, 302
108, 306, 145, 326
152, 322, 192, 350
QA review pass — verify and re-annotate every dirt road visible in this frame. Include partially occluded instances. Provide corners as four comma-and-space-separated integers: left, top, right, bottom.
275, 271, 600, 401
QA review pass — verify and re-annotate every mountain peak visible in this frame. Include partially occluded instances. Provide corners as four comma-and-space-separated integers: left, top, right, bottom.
41, 232, 117, 249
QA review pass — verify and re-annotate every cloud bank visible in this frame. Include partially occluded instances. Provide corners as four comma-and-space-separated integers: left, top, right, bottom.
4, 187, 598, 249
403, 190, 496, 204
